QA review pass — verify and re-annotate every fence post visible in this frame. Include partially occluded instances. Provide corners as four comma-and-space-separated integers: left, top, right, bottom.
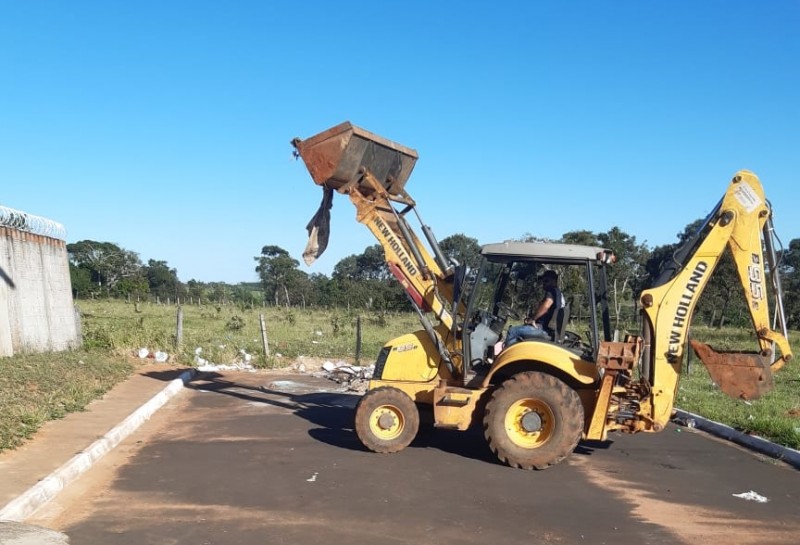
355, 316, 362, 364
175, 307, 184, 349
259, 313, 270, 357
74, 305, 83, 347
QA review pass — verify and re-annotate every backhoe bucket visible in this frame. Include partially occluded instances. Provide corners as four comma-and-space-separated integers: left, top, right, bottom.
690, 340, 774, 400
291, 121, 418, 196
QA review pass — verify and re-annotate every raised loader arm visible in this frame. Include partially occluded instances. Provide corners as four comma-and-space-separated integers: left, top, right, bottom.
292, 122, 461, 373
639, 170, 792, 426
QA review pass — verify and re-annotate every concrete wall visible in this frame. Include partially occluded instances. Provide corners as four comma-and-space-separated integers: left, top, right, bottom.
0, 226, 80, 357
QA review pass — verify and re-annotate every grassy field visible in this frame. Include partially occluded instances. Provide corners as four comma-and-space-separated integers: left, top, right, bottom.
0, 300, 798, 453
77, 299, 420, 366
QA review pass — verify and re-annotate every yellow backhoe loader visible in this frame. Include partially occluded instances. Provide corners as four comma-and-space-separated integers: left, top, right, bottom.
291, 122, 792, 469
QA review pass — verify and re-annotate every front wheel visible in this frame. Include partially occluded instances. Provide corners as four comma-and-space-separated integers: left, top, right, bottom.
483, 372, 584, 470
354, 387, 420, 453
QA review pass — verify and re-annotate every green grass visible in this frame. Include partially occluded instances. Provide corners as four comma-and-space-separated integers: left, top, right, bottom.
0, 350, 133, 452
1, 301, 798, 454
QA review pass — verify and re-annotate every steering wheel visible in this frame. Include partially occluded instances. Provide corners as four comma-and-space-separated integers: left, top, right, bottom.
495, 302, 521, 321
562, 330, 584, 348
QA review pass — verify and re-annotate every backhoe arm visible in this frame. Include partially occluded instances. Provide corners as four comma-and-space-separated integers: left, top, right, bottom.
639, 170, 792, 425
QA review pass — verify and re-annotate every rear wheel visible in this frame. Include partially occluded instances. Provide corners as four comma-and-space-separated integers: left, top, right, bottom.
355, 387, 420, 453
484, 371, 583, 470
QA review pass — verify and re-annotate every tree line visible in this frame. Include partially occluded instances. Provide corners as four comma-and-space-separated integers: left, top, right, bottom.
67, 223, 800, 330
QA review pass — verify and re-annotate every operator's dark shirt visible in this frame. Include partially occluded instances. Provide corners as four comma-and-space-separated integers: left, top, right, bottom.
538, 286, 564, 335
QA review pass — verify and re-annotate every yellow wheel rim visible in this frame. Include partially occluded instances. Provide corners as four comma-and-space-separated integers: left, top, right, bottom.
369, 404, 405, 440
504, 398, 554, 449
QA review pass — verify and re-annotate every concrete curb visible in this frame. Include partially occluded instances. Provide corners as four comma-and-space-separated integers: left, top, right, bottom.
0, 369, 197, 522
673, 408, 800, 470
0, 520, 70, 544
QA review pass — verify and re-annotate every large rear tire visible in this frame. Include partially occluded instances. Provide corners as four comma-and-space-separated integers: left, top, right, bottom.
354, 387, 420, 453
484, 371, 583, 470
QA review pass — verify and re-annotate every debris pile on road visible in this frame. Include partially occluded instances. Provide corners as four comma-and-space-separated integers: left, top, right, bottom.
317, 360, 374, 393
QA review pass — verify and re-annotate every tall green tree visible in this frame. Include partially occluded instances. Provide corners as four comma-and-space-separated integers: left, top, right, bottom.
144, 259, 184, 301
69, 263, 94, 297
558, 230, 602, 324
115, 275, 150, 299
67, 240, 144, 297
231, 284, 263, 308
284, 268, 314, 307
331, 254, 359, 280
778, 238, 800, 329
561, 230, 600, 247
597, 226, 650, 328
643, 220, 704, 289
255, 245, 300, 306
330, 245, 408, 310
308, 273, 334, 307
332, 245, 390, 281
439, 233, 481, 270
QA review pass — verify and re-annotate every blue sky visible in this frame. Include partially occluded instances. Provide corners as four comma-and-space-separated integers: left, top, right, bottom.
1, 1, 798, 283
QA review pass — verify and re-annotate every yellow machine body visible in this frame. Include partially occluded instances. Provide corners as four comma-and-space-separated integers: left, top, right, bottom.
294, 122, 792, 469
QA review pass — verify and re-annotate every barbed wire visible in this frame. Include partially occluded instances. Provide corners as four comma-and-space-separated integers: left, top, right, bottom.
0, 204, 67, 241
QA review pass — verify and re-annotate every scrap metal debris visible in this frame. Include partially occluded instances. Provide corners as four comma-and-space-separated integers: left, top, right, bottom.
317, 360, 374, 393
673, 417, 696, 428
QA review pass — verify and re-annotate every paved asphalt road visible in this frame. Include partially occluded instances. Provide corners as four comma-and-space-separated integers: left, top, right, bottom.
29, 371, 800, 545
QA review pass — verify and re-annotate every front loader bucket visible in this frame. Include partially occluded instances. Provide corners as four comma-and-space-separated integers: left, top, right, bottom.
292, 121, 418, 196
690, 340, 774, 400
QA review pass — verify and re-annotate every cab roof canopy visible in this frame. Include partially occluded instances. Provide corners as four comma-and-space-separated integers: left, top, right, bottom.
481, 241, 611, 264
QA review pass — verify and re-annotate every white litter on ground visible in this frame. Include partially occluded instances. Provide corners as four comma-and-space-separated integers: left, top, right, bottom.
306, 472, 318, 482
197, 362, 257, 372
192, 346, 258, 372
267, 380, 303, 390
732, 491, 768, 503
137, 347, 170, 362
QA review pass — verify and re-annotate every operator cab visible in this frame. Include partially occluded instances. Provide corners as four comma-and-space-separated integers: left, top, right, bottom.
460, 241, 615, 371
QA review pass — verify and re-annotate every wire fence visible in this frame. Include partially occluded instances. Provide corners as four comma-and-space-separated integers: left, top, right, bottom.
0, 204, 66, 241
